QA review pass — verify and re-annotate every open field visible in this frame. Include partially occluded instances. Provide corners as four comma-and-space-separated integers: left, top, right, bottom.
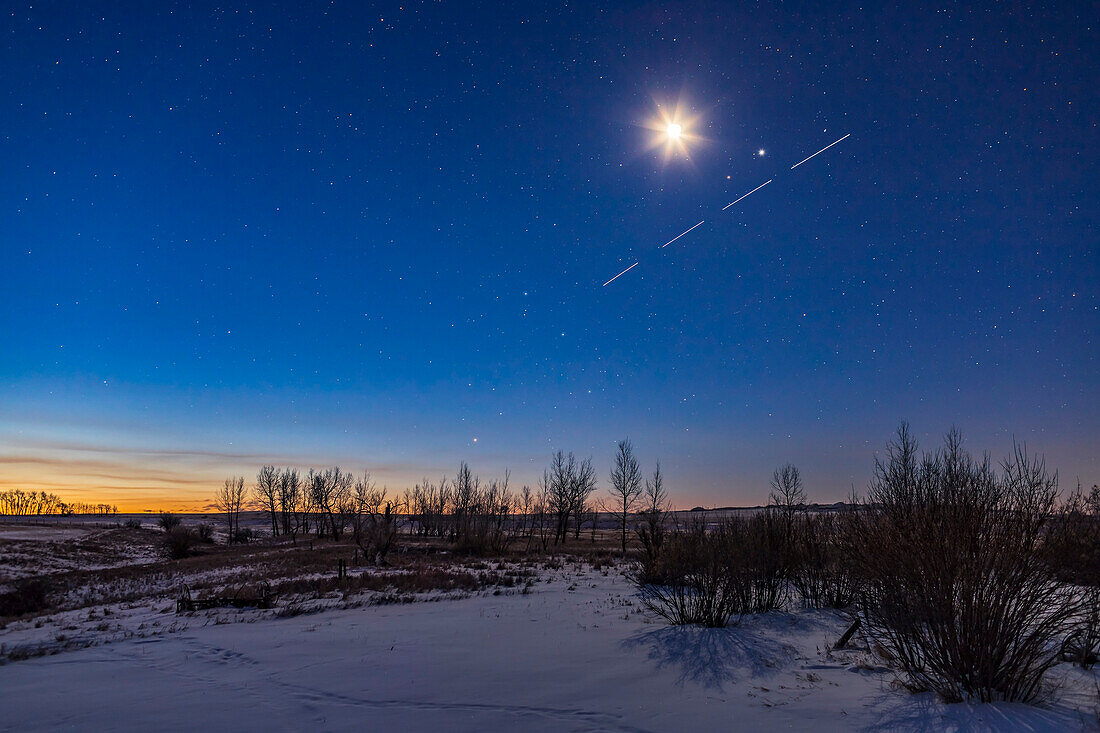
1, 519, 1098, 731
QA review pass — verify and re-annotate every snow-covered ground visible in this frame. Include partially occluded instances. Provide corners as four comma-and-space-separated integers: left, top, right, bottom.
0, 524, 162, 586
1, 565, 1096, 732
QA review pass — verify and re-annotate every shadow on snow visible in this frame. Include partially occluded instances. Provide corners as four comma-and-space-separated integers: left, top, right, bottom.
622, 622, 798, 691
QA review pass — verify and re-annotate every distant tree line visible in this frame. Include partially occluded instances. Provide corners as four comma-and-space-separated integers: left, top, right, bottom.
213, 444, 667, 561
0, 489, 117, 516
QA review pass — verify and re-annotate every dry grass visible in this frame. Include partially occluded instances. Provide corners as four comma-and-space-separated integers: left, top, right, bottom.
0, 529, 589, 624
0, 525, 162, 584
266, 562, 535, 600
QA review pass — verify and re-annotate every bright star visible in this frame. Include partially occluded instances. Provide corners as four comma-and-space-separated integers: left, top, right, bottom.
758, 148, 766, 156
667, 123, 682, 139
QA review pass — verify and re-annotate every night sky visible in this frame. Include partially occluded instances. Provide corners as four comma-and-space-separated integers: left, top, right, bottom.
2, 2, 1096, 510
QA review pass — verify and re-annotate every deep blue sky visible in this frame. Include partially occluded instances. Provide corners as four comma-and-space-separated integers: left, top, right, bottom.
2, 1, 1096, 509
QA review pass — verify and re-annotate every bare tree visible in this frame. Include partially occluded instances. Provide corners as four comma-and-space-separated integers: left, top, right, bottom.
609, 439, 644, 554
452, 461, 478, 543
460, 472, 515, 555
255, 465, 280, 537
308, 467, 353, 540
412, 476, 452, 539
350, 473, 399, 564
529, 481, 551, 553
216, 476, 247, 542
542, 451, 598, 543
278, 468, 303, 541
517, 483, 534, 548
637, 461, 671, 581
570, 456, 598, 541
544, 451, 574, 545
588, 497, 605, 543
769, 463, 805, 531
0, 489, 92, 516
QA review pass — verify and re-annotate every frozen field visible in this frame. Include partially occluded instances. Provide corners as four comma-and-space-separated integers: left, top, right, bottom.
1, 564, 1097, 732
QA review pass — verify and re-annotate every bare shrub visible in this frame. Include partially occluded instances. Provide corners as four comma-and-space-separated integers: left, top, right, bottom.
1043, 482, 1100, 587
1062, 587, 1100, 670
274, 602, 316, 618
848, 424, 1081, 703
162, 526, 199, 559
268, 562, 526, 599
636, 519, 743, 627
791, 511, 858, 609
727, 511, 788, 614
157, 512, 181, 531
123, 518, 142, 530
636, 512, 787, 627
636, 462, 670, 584
196, 523, 215, 543
0, 578, 52, 618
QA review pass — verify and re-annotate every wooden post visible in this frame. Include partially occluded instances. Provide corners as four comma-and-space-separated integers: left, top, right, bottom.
835, 618, 862, 649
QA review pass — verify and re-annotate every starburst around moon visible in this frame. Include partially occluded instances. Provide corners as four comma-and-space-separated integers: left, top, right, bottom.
644, 101, 702, 162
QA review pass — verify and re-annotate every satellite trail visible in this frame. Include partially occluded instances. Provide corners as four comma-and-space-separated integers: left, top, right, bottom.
721, 179, 772, 211
660, 220, 706, 249
602, 134, 850, 286
602, 261, 639, 287
789, 133, 850, 170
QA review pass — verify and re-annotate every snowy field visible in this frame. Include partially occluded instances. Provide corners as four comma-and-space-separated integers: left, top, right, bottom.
0, 525, 162, 586
2, 562, 1097, 732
